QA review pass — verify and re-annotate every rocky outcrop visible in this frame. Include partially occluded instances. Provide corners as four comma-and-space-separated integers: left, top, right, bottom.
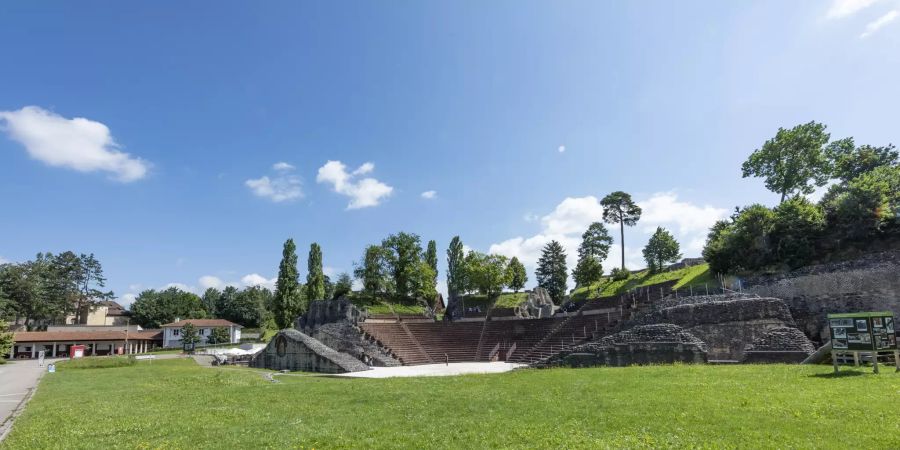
535, 324, 707, 368
309, 321, 400, 367
250, 329, 371, 373
513, 288, 557, 319
296, 298, 366, 329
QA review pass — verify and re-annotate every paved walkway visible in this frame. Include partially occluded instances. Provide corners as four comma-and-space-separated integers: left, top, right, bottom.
332, 362, 525, 378
0, 359, 46, 441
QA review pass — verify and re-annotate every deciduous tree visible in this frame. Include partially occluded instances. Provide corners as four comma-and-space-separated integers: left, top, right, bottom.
506, 257, 527, 293
273, 238, 302, 329
306, 243, 325, 301
381, 232, 423, 298
742, 121, 831, 202
130, 287, 206, 329
642, 227, 682, 273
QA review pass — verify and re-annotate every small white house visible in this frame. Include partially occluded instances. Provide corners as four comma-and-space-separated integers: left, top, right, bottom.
160, 319, 242, 348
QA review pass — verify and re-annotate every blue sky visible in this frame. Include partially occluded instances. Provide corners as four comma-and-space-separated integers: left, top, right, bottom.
1, 1, 899, 305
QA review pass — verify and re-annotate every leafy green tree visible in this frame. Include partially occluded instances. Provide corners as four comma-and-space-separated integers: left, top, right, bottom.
201, 287, 221, 316
180, 323, 201, 351
272, 238, 303, 329
770, 197, 826, 268
642, 227, 682, 273
535, 240, 568, 303
572, 222, 613, 287
354, 245, 391, 299
130, 287, 206, 329
702, 204, 776, 274
206, 327, 231, 345
425, 240, 438, 288
506, 257, 527, 292
742, 121, 831, 202
446, 236, 466, 301
823, 165, 900, 238
218, 286, 270, 328
381, 232, 423, 298
306, 243, 325, 301
601, 192, 642, 270
464, 252, 509, 298
333, 273, 353, 300
0, 320, 13, 358
826, 138, 898, 183
323, 274, 334, 301
0, 258, 63, 328
412, 261, 438, 300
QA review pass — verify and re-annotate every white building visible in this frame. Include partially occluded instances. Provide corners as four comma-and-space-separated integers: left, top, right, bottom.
160, 319, 242, 348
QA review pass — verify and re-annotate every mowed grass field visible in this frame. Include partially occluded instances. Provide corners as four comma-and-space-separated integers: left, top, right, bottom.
3, 359, 899, 449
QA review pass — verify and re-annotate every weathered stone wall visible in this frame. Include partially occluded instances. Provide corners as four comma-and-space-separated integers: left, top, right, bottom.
250, 329, 370, 373
296, 298, 366, 329
536, 324, 707, 368
745, 253, 900, 345
742, 326, 815, 363
634, 297, 796, 360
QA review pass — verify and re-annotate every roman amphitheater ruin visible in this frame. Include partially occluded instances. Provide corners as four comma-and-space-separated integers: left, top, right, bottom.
251, 252, 900, 373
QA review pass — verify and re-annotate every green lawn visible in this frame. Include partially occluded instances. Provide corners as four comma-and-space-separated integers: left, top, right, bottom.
572, 264, 715, 300
4, 359, 899, 449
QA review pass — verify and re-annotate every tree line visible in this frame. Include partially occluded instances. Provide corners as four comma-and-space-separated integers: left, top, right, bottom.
704, 121, 899, 274
0, 252, 112, 330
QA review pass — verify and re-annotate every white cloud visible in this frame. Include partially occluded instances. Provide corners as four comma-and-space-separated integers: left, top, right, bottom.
0, 106, 150, 182
322, 266, 338, 278
827, 0, 881, 19
421, 190, 437, 200
272, 162, 295, 171
316, 160, 394, 209
489, 193, 728, 288
163, 282, 193, 292
0, 256, 8, 264
245, 162, 303, 202
860, 9, 899, 37
120, 293, 137, 308
241, 273, 276, 290
199, 275, 225, 290
558, 145, 566, 153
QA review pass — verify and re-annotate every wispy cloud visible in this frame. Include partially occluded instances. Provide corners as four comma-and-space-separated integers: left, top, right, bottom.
421, 190, 437, 200
860, 9, 899, 37
827, 0, 881, 19
0, 106, 150, 182
245, 162, 303, 202
316, 160, 393, 209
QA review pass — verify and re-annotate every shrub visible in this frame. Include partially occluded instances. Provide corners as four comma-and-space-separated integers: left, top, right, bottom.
770, 197, 826, 268
610, 267, 630, 281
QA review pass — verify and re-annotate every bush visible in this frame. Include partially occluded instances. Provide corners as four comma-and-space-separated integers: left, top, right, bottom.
610, 267, 630, 281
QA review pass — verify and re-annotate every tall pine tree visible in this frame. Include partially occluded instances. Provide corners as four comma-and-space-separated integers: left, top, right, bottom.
535, 240, 568, 303
601, 191, 642, 270
306, 243, 325, 301
273, 238, 302, 329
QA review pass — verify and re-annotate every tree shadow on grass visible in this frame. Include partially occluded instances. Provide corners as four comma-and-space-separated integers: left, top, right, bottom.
809, 370, 867, 379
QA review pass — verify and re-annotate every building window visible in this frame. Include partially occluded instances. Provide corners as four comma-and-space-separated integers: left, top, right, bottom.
198, 328, 205, 335
173, 329, 180, 336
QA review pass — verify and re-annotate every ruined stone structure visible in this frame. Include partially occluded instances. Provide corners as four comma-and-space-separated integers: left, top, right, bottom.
634, 296, 798, 361
745, 251, 900, 345
536, 324, 708, 368
742, 327, 815, 363
296, 298, 399, 367
250, 329, 370, 373
513, 287, 557, 319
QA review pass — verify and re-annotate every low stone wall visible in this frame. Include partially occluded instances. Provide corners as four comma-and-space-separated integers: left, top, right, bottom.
741, 326, 815, 363
250, 329, 370, 373
536, 324, 708, 368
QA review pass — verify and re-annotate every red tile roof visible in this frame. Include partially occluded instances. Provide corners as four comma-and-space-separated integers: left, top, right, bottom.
160, 319, 241, 328
13, 329, 162, 343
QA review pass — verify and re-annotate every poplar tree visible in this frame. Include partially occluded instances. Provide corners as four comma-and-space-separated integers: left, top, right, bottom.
446, 236, 466, 300
425, 240, 438, 287
273, 238, 302, 329
306, 243, 325, 301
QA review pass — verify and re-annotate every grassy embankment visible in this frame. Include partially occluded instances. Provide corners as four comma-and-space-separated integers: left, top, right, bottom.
3, 358, 898, 449
571, 263, 715, 301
